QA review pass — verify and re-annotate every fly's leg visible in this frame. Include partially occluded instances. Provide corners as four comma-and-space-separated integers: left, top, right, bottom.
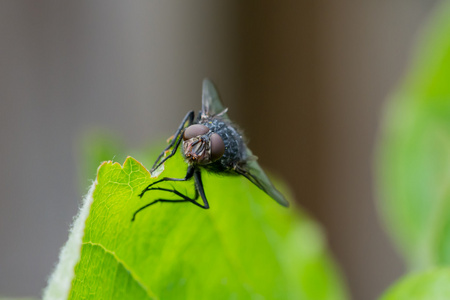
139, 166, 194, 198
132, 187, 198, 221
150, 110, 195, 173
132, 186, 208, 221
194, 168, 210, 209
132, 168, 209, 221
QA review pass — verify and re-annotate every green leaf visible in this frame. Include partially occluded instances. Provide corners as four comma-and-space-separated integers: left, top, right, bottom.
376, 0, 450, 268
44, 150, 348, 299
380, 268, 450, 300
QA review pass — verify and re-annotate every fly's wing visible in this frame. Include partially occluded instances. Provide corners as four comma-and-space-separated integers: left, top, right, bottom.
235, 148, 290, 207
202, 78, 230, 120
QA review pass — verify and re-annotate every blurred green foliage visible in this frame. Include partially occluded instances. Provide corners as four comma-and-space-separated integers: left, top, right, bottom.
378, 0, 450, 298
378, 0, 450, 269
380, 268, 450, 300
78, 130, 126, 184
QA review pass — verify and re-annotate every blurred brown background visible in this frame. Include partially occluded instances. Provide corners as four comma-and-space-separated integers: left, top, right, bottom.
0, 1, 438, 299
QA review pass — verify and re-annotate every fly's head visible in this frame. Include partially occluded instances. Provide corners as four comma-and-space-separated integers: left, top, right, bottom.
182, 124, 225, 165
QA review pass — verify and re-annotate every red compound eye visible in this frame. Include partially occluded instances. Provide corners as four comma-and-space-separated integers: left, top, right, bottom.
210, 133, 225, 161
183, 124, 209, 140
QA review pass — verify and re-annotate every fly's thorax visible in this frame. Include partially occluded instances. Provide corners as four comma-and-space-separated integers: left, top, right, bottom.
200, 118, 246, 171
182, 124, 225, 165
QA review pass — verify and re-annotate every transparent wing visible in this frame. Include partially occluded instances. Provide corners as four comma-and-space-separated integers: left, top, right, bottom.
201, 78, 230, 120
235, 148, 290, 207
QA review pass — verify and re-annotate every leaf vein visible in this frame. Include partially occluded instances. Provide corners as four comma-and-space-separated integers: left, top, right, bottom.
82, 241, 159, 300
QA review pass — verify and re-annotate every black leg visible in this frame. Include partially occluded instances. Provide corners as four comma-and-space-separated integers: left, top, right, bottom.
132, 168, 210, 221
139, 166, 195, 198
131, 198, 190, 221
194, 169, 210, 209
131, 186, 208, 221
151, 110, 195, 172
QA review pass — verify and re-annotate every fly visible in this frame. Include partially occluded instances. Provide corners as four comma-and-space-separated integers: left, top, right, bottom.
132, 79, 289, 221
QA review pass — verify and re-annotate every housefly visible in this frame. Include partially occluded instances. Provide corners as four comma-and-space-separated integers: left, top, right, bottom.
132, 79, 289, 221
